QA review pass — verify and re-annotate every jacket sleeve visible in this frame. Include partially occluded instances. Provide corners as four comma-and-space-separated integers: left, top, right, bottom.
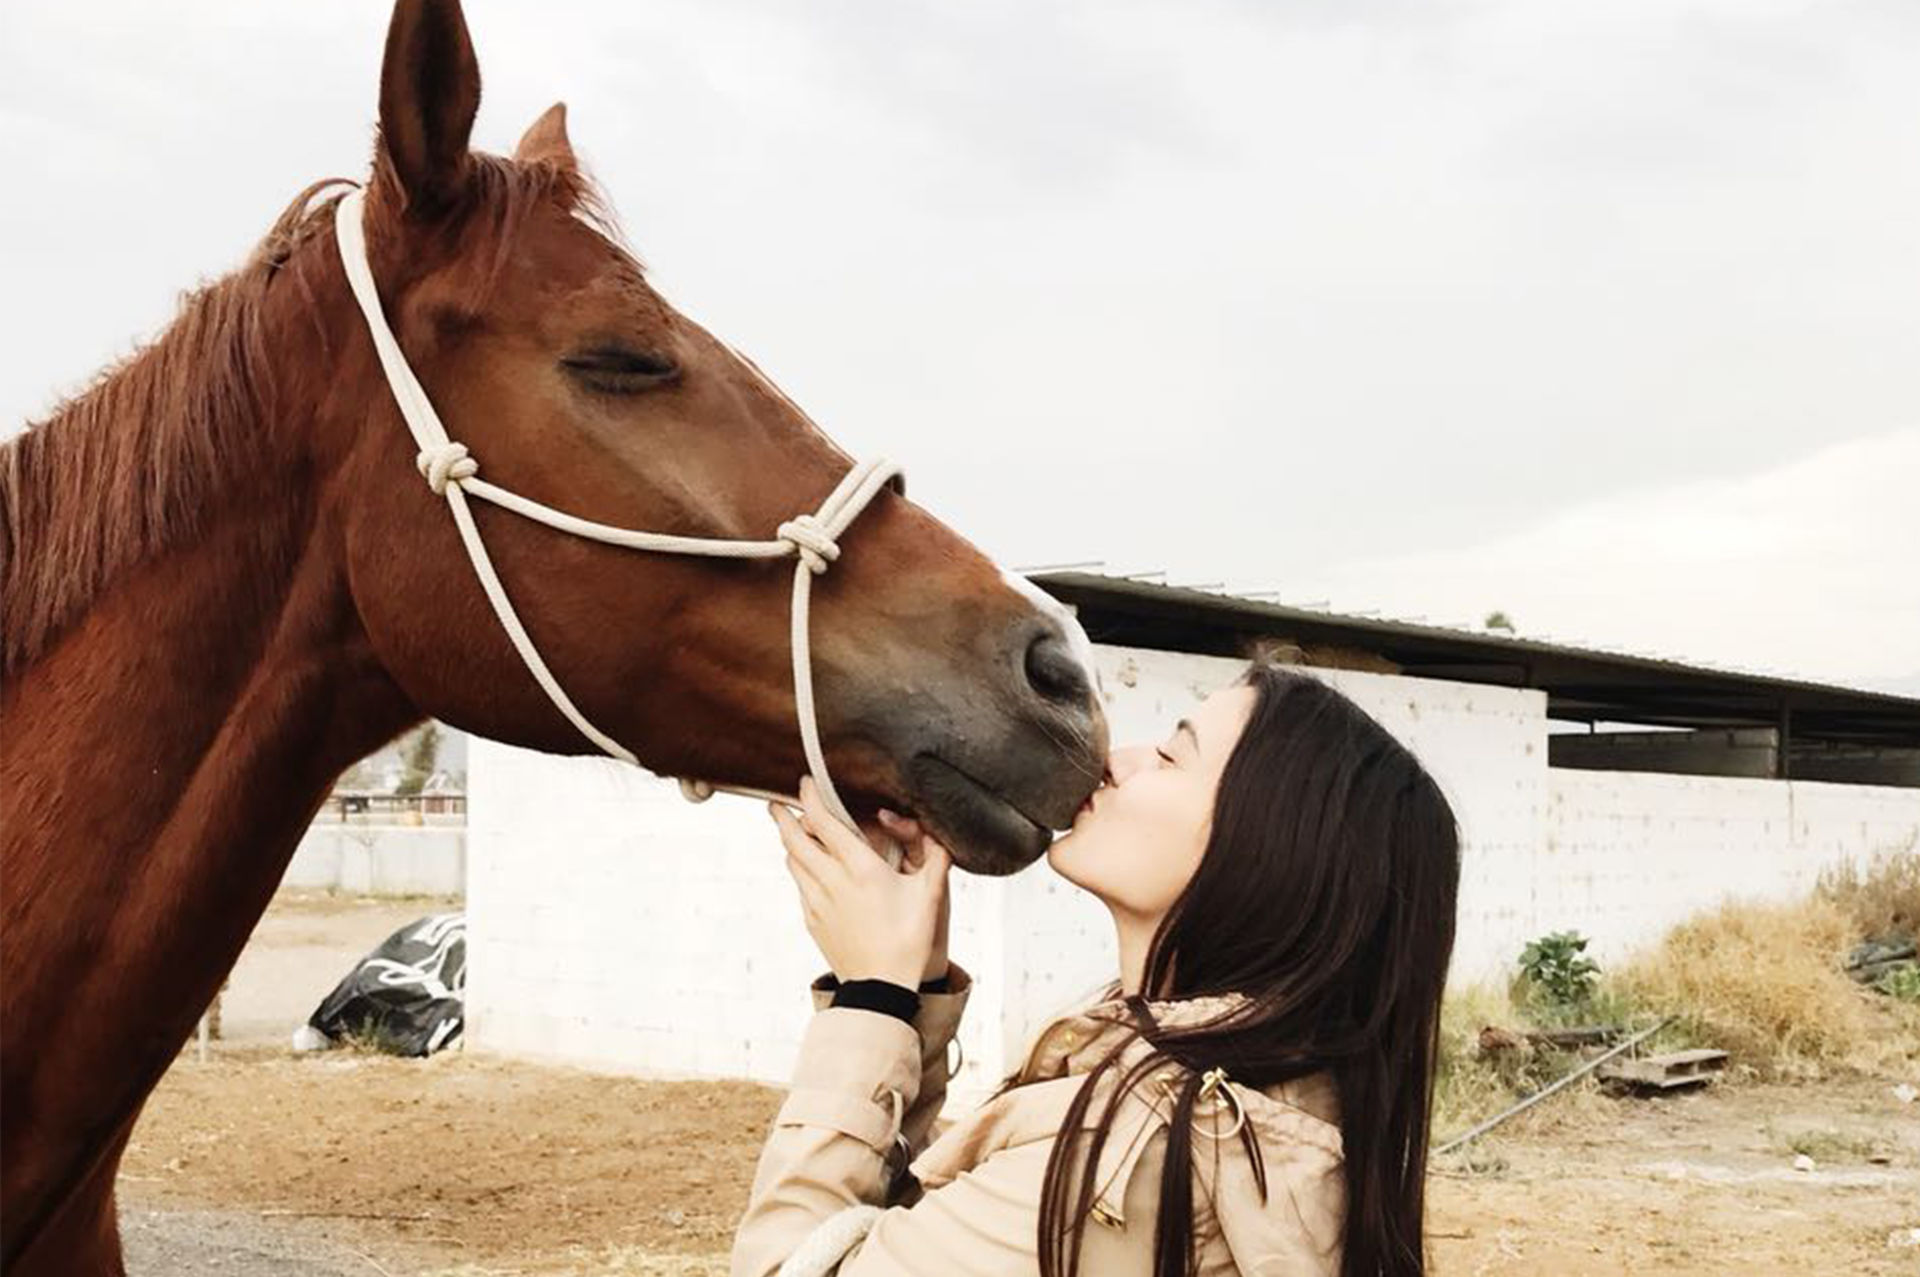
829, 1139, 1051, 1275
800, 968, 969, 1162
731, 972, 973, 1277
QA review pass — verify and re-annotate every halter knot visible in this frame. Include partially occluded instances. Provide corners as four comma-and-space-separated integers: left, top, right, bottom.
417, 442, 479, 495
778, 514, 842, 575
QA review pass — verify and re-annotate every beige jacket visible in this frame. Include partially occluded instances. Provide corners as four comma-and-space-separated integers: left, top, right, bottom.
733, 971, 1345, 1277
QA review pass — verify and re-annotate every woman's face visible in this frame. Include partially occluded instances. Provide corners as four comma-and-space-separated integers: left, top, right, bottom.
1047, 685, 1256, 922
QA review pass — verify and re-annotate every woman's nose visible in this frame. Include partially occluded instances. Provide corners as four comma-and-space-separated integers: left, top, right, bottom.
1107, 745, 1155, 785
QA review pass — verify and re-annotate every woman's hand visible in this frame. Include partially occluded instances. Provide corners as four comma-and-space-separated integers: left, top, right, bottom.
875, 805, 952, 984
772, 777, 952, 989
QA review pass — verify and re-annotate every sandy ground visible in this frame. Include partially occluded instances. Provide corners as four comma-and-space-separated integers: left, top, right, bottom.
123, 1051, 775, 1277
119, 894, 1920, 1276
121, 1206, 383, 1276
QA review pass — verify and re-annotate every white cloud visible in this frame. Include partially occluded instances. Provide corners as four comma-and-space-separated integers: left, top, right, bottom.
1289, 426, 1920, 687
3, 0, 1914, 693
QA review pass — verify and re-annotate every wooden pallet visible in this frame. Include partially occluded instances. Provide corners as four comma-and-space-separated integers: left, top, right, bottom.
1598, 1048, 1728, 1091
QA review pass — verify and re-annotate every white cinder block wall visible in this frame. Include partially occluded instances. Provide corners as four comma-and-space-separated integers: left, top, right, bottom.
282, 825, 466, 897
465, 644, 1920, 1098
1544, 770, 1920, 964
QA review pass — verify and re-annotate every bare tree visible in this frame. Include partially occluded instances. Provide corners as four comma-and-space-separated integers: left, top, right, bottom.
396, 722, 442, 797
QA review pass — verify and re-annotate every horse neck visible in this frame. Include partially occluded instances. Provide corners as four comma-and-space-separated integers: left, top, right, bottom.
0, 279, 416, 1238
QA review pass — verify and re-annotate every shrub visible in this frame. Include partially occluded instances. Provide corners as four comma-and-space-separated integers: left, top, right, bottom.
1516, 930, 1601, 1012
1878, 963, 1920, 1003
1819, 846, 1920, 941
1610, 898, 1918, 1078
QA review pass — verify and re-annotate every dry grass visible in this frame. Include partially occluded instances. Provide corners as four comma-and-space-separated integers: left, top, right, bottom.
1611, 896, 1920, 1079
1433, 985, 1523, 1137
1436, 868, 1920, 1150
1431, 985, 1620, 1151
1819, 845, 1920, 940
1766, 1123, 1892, 1163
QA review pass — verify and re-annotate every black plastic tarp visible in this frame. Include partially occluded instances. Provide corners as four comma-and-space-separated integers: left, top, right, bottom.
303, 912, 466, 1056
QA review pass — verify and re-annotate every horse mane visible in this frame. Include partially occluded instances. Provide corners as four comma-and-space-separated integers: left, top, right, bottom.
0, 155, 607, 677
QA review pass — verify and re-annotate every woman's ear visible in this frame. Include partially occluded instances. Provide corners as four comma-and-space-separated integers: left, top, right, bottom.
374, 0, 482, 216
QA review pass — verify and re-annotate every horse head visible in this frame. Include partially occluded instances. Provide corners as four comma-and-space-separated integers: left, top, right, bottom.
330, 0, 1107, 873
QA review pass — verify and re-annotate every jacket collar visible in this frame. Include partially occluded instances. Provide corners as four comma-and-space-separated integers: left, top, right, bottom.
1012, 985, 1241, 1071
915, 990, 1342, 1236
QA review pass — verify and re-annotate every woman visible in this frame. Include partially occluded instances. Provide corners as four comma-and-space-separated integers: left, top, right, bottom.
735, 663, 1461, 1277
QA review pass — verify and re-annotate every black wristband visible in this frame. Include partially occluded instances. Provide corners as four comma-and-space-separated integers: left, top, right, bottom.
830, 978, 921, 1024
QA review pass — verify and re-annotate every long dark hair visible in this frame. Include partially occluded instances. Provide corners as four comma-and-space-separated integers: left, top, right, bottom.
1037, 664, 1461, 1277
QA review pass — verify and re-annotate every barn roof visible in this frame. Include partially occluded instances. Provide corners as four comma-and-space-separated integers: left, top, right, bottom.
1028, 570, 1920, 752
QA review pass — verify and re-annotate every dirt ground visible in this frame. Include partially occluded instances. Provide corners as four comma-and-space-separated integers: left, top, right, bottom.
120, 894, 1920, 1276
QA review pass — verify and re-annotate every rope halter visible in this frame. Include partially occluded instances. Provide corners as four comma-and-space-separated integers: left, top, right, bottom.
417, 441, 479, 494
776, 515, 842, 575
334, 186, 896, 831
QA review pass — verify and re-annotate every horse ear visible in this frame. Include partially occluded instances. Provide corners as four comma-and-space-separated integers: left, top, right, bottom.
375, 0, 482, 216
514, 103, 575, 170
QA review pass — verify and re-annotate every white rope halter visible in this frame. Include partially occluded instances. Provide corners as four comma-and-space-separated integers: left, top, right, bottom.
333, 187, 896, 831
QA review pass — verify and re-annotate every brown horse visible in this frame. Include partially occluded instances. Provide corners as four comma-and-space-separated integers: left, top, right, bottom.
0, 3, 1107, 1271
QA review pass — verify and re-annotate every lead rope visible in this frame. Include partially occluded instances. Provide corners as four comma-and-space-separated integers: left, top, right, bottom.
333, 187, 896, 833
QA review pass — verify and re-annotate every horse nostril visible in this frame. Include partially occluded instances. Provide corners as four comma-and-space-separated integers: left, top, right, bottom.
1024, 631, 1091, 708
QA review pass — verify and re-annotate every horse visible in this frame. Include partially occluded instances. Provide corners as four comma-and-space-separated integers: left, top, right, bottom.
0, 3, 1108, 1271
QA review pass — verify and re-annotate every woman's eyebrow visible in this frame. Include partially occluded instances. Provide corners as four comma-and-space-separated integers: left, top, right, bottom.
1176, 719, 1200, 755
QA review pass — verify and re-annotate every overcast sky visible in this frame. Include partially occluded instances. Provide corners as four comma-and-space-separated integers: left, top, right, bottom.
3, 0, 1914, 693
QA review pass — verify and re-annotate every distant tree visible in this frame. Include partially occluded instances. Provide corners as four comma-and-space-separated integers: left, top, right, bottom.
335, 759, 374, 791
396, 722, 442, 797
1484, 610, 1517, 634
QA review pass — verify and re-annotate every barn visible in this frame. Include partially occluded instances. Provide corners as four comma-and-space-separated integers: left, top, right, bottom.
461, 572, 1920, 1103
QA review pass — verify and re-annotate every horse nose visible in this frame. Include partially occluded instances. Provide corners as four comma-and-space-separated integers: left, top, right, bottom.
1023, 627, 1094, 710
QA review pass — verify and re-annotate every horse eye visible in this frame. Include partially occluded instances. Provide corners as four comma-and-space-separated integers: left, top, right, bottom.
561, 346, 679, 393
